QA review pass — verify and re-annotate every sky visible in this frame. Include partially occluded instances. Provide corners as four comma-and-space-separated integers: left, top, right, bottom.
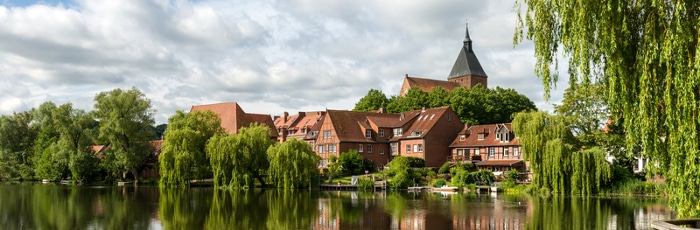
0, 0, 566, 124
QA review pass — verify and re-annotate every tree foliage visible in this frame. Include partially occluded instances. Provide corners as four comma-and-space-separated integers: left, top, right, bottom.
160, 110, 224, 186
267, 138, 320, 189
92, 87, 155, 181
554, 83, 609, 146
353, 89, 389, 112
515, 0, 700, 217
382, 85, 536, 125
206, 123, 274, 188
337, 150, 364, 176
0, 111, 38, 181
513, 111, 612, 195
54, 103, 99, 183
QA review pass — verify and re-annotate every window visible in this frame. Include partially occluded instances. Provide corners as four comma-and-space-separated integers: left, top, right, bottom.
475, 149, 480, 155
393, 128, 403, 136
514, 148, 519, 156
478, 134, 484, 140
489, 147, 495, 157
323, 130, 331, 139
410, 130, 423, 137
504, 148, 509, 157
460, 135, 465, 141
413, 144, 423, 152
310, 141, 315, 151
365, 130, 372, 138
380, 149, 385, 155
379, 129, 385, 137
406, 144, 411, 153
367, 144, 373, 153
318, 145, 325, 153
329, 144, 336, 153
391, 142, 397, 154
358, 144, 363, 153
457, 149, 463, 156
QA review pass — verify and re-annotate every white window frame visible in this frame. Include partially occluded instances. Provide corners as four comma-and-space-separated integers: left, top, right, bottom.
504, 148, 509, 157
365, 130, 372, 138
329, 144, 336, 153
367, 144, 373, 153
489, 147, 495, 157
379, 129, 385, 137
358, 144, 363, 153
406, 144, 411, 153
323, 130, 331, 139
413, 144, 423, 153
318, 145, 325, 153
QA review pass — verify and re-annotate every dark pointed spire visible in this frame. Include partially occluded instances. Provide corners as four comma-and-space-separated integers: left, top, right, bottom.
448, 20, 487, 79
463, 21, 472, 52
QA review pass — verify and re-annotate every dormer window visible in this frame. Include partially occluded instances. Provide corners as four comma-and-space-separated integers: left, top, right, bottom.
478, 134, 484, 140
410, 130, 423, 137
379, 129, 385, 137
365, 130, 372, 138
393, 128, 403, 136
460, 135, 466, 141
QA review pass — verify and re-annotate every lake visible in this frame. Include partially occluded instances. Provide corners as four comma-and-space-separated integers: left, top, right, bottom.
0, 184, 674, 229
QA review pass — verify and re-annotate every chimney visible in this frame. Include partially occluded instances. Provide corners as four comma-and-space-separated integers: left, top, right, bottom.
379, 108, 386, 114
283, 112, 289, 123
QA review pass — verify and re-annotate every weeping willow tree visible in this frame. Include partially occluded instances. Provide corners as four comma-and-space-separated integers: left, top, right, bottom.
515, 0, 700, 217
159, 110, 224, 186
206, 123, 274, 188
513, 111, 612, 195
267, 138, 320, 189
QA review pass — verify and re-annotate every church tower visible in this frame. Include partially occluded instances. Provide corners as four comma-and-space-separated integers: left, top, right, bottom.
447, 22, 487, 88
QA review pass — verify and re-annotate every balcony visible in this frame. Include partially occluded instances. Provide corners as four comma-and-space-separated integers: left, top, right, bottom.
448, 155, 480, 163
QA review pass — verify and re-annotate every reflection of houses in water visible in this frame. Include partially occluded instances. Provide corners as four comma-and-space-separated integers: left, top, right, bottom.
312, 192, 532, 230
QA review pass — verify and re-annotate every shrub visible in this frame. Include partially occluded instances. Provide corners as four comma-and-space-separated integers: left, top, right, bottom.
389, 172, 414, 190
438, 162, 451, 174
358, 178, 375, 191
432, 178, 447, 187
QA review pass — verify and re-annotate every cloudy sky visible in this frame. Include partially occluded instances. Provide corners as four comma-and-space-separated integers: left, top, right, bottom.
0, 0, 566, 124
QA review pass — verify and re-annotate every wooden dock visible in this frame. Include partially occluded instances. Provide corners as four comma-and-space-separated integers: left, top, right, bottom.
651, 219, 700, 229
320, 181, 386, 191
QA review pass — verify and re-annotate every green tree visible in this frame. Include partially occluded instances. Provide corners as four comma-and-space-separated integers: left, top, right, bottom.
53, 103, 99, 183
92, 87, 155, 182
325, 155, 343, 183
353, 89, 389, 112
159, 110, 224, 186
0, 111, 38, 181
386, 87, 430, 113
206, 123, 274, 188
554, 83, 609, 146
153, 124, 167, 140
337, 150, 364, 175
512, 111, 576, 194
515, 0, 700, 217
33, 102, 64, 181
267, 138, 320, 189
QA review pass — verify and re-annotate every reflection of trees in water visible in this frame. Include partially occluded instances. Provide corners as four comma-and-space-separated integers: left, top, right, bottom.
205, 189, 269, 230
526, 196, 673, 230
159, 187, 212, 229
0, 184, 158, 230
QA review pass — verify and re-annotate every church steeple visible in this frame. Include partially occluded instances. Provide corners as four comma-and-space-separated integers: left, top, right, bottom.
463, 21, 473, 52
447, 20, 488, 88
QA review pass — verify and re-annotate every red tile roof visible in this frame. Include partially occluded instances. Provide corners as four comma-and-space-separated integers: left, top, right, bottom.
450, 123, 519, 147
325, 110, 402, 143
405, 76, 461, 92
190, 102, 277, 137
390, 107, 456, 141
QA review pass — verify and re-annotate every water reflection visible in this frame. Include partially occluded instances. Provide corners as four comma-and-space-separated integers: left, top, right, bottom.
0, 184, 674, 230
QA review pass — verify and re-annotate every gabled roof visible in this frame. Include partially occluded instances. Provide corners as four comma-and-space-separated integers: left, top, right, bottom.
476, 159, 523, 167
190, 102, 278, 137
324, 110, 405, 143
450, 123, 518, 147
448, 22, 487, 79
391, 106, 455, 141
404, 75, 462, 92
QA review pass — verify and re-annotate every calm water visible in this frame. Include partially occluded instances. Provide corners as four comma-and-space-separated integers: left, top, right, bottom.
0, 184, 674, 230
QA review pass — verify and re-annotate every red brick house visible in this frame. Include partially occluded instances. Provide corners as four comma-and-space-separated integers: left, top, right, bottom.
399, 22, 487, 96
449, 123, 527, 177
190, 102, 278, 139
389, 107, 464, 167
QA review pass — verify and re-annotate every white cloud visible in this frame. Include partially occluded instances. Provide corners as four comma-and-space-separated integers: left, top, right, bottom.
0, 0, 563, 123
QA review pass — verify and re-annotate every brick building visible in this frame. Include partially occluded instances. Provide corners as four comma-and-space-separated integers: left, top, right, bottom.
449, 123, 527, 177
400, 22, 488, 96
190, 102, 278, 139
